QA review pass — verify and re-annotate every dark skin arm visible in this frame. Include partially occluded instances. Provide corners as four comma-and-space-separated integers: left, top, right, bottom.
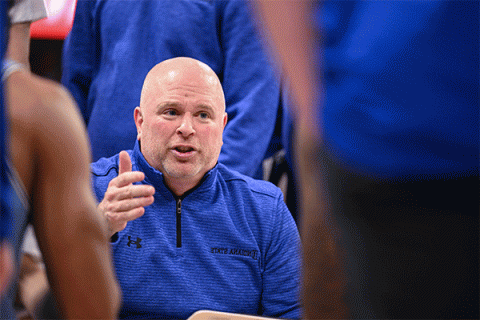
7, 70, 121, 319
254, 1, 348, 319
6, 22, 32, 69
0, 13, 34, 302
0, 242, 14, 299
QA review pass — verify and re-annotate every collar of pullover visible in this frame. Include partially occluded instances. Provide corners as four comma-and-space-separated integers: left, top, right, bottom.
131, 140, 217, 199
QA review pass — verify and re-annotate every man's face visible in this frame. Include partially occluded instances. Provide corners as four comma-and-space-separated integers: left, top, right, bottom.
135, 62, 227, 185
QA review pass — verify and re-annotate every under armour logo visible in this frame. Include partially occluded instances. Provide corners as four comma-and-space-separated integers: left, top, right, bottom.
127, 236, 142, 248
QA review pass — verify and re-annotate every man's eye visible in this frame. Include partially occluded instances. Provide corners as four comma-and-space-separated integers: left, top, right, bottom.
199, 112, 209, 119
166, 110, 177, 116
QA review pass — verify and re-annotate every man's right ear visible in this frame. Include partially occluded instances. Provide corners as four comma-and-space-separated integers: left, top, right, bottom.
134, 106, 143, 140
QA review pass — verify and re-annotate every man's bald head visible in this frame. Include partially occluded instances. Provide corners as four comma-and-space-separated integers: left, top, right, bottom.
140, 57, 225, 112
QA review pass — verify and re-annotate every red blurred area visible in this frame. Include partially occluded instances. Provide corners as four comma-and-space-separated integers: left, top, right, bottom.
30, 0, 76, 40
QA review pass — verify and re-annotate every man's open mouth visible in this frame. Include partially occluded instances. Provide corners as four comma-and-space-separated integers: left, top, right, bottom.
174, 146, 194, 153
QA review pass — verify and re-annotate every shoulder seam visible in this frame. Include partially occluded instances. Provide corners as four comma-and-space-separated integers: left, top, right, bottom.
223, 176, 279, 199
91, 166, 118, 177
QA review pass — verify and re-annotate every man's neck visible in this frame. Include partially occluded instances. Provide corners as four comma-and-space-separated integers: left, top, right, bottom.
164, 177, 201, 198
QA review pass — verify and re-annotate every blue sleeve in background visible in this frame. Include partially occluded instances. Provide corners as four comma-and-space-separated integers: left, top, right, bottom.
0, 0, 13, 243
61, 0, 97, 125
217, 0, 280, 179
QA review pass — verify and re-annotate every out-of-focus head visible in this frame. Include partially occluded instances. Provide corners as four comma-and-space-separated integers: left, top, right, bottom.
134, 57, 227, 194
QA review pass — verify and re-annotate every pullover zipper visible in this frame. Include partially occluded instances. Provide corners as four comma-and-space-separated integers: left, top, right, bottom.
176, 198, 182, 248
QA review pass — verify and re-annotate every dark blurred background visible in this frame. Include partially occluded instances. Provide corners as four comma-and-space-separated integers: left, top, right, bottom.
29, 0, 75, 81
31, 39, 62, 81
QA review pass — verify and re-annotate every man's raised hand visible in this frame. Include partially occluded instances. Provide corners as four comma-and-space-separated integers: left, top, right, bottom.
98, 151, 155, 237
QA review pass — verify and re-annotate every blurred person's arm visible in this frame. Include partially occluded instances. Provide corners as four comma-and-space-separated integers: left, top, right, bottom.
2, 0, 47, 306
254, 0, 318, 132
254, 2, 348, 319
7, 0, 48, 69
0, 242, 14, 299
15, 226, 53, 319
6, 22, 32, 69
6, 70, 121, 319
15, 253, 50, 318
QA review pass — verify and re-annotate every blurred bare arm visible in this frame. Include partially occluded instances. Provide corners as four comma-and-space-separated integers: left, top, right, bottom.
254, 2, 348, 319
0, 242, 14, 299
6, 22, 32, 69
7, 72, 121, 319
7, 0, 48, 69
16, 253, 49, 317
254, 0, 318, 131
33, 82, 120, 319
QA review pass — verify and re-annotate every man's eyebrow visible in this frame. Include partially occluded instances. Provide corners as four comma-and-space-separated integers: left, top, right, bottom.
156, 102, 181, 110
155, 102, 216, 113
196, 104, 215, 113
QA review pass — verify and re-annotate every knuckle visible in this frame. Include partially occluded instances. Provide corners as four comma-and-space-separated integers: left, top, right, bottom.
106, 202, 117, 213
104, 190, 116, 201
123, 188, 133, 199
105, 211, 116, 221
118, 202, 129, 212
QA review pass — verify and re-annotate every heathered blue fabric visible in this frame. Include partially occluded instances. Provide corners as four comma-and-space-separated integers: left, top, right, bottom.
62, 0, 279, 179
91, 141, 302, 320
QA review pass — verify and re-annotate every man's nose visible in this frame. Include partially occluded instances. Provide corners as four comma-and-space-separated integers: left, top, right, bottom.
177, 115, 195, 137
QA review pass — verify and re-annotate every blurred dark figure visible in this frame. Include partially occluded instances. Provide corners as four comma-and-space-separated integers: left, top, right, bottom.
256, 1, 479, 319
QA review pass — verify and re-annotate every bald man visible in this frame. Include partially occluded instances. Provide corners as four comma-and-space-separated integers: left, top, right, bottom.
92, 57, 301, 319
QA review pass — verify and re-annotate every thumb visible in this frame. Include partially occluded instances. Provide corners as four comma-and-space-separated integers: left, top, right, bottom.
118, 150, 132, 174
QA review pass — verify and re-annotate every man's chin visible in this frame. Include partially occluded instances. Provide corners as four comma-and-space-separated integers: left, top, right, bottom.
163, 165, 201, 180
